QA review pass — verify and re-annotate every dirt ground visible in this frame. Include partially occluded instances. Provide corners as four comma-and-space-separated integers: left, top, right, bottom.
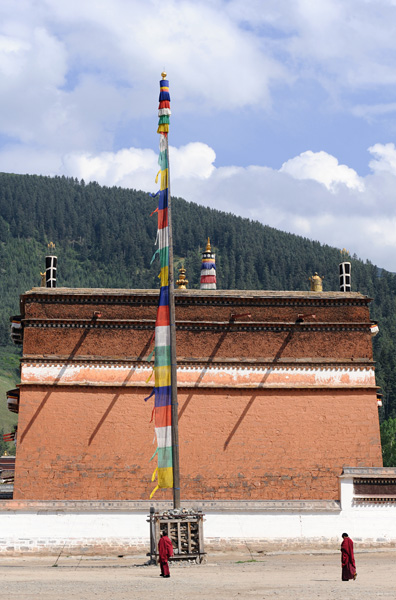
0, 549, 395, 600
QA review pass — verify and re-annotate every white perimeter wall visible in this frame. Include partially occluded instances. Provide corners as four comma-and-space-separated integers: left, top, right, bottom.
0, 505, 395, 554
0, 475, 395, 554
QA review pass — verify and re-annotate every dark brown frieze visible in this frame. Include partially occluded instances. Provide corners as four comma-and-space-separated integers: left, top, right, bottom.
22, 318, 373, 333
20, 356, 375, 369
21, 287, 371, 307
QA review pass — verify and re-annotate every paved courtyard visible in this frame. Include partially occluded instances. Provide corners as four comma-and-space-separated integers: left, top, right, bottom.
0, 549, 394, 599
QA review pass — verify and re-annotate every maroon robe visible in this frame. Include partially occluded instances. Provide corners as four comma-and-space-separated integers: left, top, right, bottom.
158, 534, 174, 577
341, 536, 356, 581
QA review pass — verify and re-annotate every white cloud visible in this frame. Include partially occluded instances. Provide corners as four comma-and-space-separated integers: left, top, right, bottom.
227, 0, 396, 105
62, 147, 158, 190
0, 0, 285, 135
59, 142, 216, 189
0, 26, 68, 143
0, 0, 292, 170
352, 103, 396, 122
0, 0, 395, 162
280, 150, 365, 192
1, 0, 396, 137
169, 143, 216, 180
280, 0, 396, 89
368, 142, 396, 175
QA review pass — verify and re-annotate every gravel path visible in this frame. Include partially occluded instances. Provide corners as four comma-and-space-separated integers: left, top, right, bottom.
0, 550, 394, 599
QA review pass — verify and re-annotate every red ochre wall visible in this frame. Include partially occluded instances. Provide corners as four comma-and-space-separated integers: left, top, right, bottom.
14, 386, 382, 501
13, 289, 383, 501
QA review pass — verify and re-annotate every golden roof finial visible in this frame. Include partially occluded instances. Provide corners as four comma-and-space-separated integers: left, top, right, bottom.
206, 237, 211, 252
161, 71, 167, 79
309, 272, 324, 292
177, 265, 188, 289
47, 241, 56, 253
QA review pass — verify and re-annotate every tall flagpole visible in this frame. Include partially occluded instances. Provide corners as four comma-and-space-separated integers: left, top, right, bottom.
160, 72, 180, 509
167, 140, 180, 510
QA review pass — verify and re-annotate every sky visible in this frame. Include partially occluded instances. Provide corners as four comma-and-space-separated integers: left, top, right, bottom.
1, 0, 396, 271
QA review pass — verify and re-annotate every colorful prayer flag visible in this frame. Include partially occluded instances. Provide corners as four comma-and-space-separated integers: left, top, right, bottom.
150, 75, 173, 497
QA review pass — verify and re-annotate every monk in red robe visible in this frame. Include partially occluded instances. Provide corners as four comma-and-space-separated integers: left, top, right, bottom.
158, 531, 174, 578
341, 533, 357, 581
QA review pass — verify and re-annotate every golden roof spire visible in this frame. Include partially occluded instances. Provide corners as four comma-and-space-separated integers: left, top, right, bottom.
309, 272, 324, 292
161, 71, 167, 79
176, 265, 188, 289
200, 237, 216, 289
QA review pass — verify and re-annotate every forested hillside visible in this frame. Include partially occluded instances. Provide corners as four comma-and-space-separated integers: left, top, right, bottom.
1, 172, 396, 456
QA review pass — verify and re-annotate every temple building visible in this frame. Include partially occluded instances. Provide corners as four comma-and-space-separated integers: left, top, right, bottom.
0, 70, 393, 553
10, 282, 382, 501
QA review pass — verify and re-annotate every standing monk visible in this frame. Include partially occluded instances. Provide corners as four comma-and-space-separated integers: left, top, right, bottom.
158, 530, 174, 578
341, 533, 357, 581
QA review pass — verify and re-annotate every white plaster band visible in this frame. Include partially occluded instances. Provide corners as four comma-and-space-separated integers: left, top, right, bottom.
21, 364, 376, 388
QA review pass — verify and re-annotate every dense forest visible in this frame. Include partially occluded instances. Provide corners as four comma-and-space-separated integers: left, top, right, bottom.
0, 172, 395, 462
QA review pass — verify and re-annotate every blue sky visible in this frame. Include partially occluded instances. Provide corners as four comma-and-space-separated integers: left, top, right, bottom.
1, 0, 396, 271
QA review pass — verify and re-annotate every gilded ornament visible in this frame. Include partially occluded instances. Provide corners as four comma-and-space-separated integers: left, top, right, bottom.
177, 266, 188, 289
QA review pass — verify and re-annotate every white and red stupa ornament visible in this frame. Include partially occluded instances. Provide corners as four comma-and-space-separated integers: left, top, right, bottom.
200, 237, 216, 290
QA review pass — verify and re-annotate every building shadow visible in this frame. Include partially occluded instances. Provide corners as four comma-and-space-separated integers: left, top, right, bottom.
88, 367, 137, 446
223, 329, 295, 450
178, 319, 233, 420
20, 316, 101, 444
